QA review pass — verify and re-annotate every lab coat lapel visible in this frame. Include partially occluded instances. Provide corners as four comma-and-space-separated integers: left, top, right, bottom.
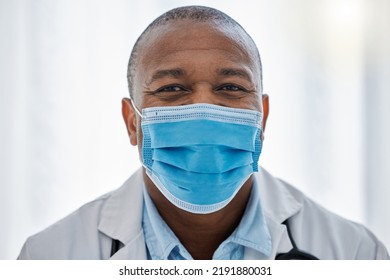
98, 169, 146, 259
109, 230, 147, 260
255, 168, 303, 258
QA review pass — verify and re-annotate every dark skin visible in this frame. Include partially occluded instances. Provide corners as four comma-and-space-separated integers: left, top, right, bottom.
122, 20, 269, 259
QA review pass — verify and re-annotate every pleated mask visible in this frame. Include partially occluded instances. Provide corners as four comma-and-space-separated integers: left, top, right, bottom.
132, 101, 262, 214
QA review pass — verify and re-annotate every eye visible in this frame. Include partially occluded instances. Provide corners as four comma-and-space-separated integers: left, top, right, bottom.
217, 84, 246, 92
149, 84, 190, 102
157, 85, 186, 92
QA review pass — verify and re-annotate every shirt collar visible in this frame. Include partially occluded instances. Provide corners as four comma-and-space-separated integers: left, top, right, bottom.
228, 175, 272, 256
142, 186, 192, 260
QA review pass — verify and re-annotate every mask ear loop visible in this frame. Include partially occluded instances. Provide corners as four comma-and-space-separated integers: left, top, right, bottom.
129, 98, 142, 117
129, 97, 147, 168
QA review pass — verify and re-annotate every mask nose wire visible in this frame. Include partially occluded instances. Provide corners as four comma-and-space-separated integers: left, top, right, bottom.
129, 98, 142, 117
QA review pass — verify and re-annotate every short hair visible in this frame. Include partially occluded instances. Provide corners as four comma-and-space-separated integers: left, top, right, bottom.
127, 5, 262, 98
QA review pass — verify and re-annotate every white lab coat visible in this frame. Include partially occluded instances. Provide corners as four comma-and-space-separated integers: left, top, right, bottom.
18, 167, 389, 260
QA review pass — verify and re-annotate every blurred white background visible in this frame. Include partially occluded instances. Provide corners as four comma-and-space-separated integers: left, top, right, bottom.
0, 0, 389, 259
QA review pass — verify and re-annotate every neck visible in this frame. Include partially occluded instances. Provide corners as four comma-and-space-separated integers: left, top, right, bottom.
144, 172, 253, 260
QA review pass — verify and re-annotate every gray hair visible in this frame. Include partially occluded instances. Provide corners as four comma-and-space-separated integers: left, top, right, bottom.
127, 5, 262, 98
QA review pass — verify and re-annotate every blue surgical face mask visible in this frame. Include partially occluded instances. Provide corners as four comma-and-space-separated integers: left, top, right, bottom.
131, 101, 263, 214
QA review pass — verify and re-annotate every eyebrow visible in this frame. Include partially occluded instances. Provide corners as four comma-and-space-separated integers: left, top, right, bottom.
146, 68, 185, 85
217, 68, 252, 82
146, 67, 253, 85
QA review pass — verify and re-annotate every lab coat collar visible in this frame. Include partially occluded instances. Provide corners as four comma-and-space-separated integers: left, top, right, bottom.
256, 167, 303, 224
255, 167, 303, 258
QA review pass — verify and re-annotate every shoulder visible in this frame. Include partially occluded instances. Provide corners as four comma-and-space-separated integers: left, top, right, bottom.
18, 193, 111, 259
18, 169, 144, 260
256, 168, 389, 259
294, 193, 388, 259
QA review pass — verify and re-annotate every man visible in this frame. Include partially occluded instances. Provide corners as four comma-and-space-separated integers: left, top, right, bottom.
18, 6, 388, 260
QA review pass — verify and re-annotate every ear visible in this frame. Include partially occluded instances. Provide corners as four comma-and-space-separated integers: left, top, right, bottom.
261, 94, 269, 136
122, 98, 138, 146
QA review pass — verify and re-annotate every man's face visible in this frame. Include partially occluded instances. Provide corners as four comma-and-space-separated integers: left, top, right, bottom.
123, 20, 268, 148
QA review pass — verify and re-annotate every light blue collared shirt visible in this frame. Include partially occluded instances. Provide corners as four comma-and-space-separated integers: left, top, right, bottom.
142, 179, 272, 260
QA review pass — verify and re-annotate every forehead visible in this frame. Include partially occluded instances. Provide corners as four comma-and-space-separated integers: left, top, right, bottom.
136, 20, 260, 77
